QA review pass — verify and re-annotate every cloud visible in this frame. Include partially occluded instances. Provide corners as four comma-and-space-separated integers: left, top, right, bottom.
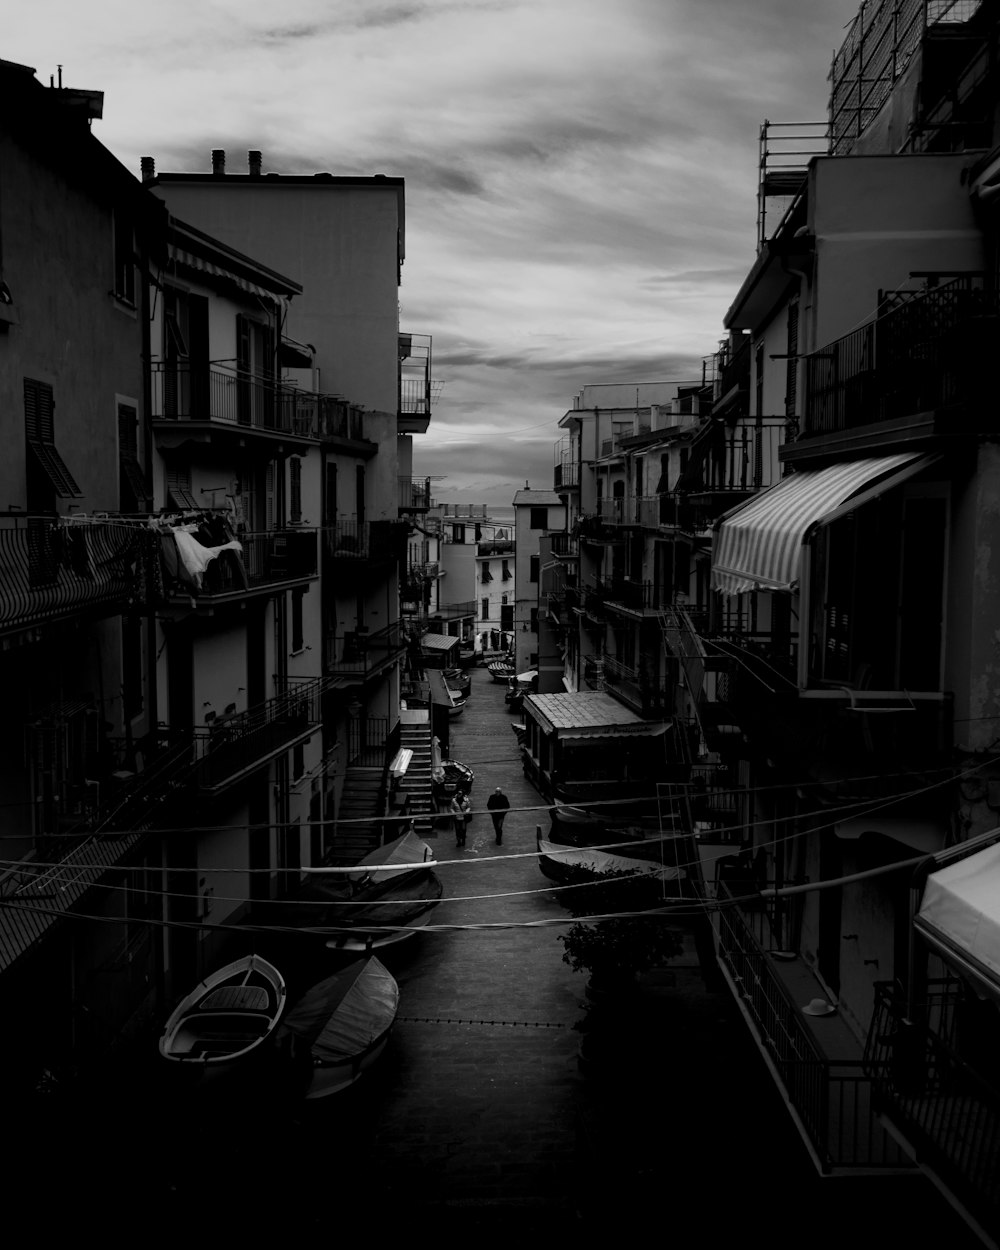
5, 0, 865, 495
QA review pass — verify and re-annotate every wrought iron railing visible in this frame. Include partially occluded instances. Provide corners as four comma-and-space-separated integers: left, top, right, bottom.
717, 879, 910, 1171
170, 529, 317, 598
399, 476, 431, 510
315, 399, 366, 442
866, 978, 1000, 1227
804, 277, 1000, 436
0, 516, 156, 634
324, 621, 407, 676
190, 676, 323, 792
600, 653, 673, 717
151, 363, 320, 437
549, 532, 578, 557
596, 575, 669, 613
399, 332, 433, 415
685, 419, 785, 494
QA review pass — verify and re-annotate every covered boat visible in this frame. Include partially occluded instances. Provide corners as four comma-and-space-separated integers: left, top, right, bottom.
537, 829, 687, 885
159, 954, 287, 1069
278, 957, 400, 1098
487, 660, 515, 683
266, 830, 443, 950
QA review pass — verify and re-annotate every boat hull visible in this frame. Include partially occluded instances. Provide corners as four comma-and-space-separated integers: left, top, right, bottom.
159, 955, 287, 1070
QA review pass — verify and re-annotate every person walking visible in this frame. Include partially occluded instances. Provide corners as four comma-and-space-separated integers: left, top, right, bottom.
487, 786, 511, 845
450, 792, 468, 847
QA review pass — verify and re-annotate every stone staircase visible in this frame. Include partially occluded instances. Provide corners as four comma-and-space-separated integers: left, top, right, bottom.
332, 766, 384, 864
397, 718, 435, 837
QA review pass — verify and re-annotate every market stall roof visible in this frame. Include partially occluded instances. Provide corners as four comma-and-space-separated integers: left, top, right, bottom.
420, 631, 461, 652
524, 691, 669, 739
916, 834, 1000, 998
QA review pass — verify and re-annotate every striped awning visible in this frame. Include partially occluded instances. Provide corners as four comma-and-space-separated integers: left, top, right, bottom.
169, 245, 277, 300
712, 453, 926, 596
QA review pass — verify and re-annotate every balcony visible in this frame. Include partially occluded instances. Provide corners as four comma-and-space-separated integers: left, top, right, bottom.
151, 363, 321, 443
0, 516, 157, 637
576, 514, 622, 545
549, 532, 578, 558
477, 539, 514, 557
866, 979, 1000, 1236
716, 876, 912, 1174
314, 398, 376, 456
324, 520, 406, 567
596, 575, 669, 614
398, 477, 432, 513
681, 418, 785, 499
600, 654, 674, 718
324, 621, 407, 679
163, 529, 318, 605
799, 277, 1000, 455
189, 677, 324, 793
398, 332, 434, 434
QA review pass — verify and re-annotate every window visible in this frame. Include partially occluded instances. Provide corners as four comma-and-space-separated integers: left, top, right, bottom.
502, 559, 511, 581
530, 507, 547, 529
24, 378, 82, 500
118, 404, 148, 512
165, 463, 199, 510
481, 598, 490, 620
530, 556, 539, 583
452, 524, 465, 543
292, 741, 305, 782
325, 461, 338, 524
113, 211, 135, 305
501, 594, 508, 606
289, 457, 302, 524
291, 587, 306, 653
482, 561, 493, 583
530, 607, 538, 633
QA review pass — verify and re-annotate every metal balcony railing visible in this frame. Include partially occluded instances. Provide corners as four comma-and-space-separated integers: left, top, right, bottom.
314, 399, 366, 443
865, 979, 1000, 1229
0, 516, 157, 635
151, 363, 321, 438
684, 419, 785, 494
549, 532, 578, 557
399, 476, 432, 511
172, 529, 317, 599
477, 539, 515, 556
717, 878, 910, 1172
804, 277, 1000, 437
600, 653, 673, 717
323, 521, 407, 564
346, 714, 391, 767
399, 332, 433, 416
596, 575, 669, 613
324, 621, 407, 677
190, 676, 324, 792
660, 605, 711, 705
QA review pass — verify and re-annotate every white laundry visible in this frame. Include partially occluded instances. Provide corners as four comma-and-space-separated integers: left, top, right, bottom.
172, 529, 243, 589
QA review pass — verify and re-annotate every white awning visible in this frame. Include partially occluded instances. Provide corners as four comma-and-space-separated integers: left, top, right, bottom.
712, 453, 929, 596
916, 838, 1000, 996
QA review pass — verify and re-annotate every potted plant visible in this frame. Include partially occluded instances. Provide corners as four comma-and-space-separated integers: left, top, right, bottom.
557, 865, 684, 1000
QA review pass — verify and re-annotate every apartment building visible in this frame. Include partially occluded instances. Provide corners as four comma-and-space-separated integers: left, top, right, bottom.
0, 60, 168, 1085
669, 1, 1000, 1228
146, 151, 427, 865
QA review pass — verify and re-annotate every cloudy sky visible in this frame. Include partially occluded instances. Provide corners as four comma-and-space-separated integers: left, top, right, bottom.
8, 0, 861, 507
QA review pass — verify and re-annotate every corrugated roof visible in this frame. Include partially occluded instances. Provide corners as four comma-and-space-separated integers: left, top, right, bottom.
420, 631, 461, 651
524, 691, 666, 737
513, 490, 564, 506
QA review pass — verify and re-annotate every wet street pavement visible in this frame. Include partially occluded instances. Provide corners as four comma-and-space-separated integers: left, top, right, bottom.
36, 662, 985, 1246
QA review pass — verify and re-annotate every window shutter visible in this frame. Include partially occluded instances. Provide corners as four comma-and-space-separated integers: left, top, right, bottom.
289, 457, 302, 524
24, 378, 82, 498
165, 463, 199, 511
265, 461, 276, 531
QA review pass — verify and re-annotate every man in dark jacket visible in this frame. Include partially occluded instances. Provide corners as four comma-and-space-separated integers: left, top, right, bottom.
486, 786, 511, 844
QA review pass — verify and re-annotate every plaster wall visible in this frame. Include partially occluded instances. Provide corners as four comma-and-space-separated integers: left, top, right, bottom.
808, 153, 983, 350
0, 133, 145, 511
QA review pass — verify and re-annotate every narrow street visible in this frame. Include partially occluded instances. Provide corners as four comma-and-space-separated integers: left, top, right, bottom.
39, 664, 982, 1246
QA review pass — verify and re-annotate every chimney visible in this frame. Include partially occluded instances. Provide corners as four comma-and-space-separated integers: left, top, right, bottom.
211, 149, 226, 177
248, 150, 262, 177
140, 156, 155, 183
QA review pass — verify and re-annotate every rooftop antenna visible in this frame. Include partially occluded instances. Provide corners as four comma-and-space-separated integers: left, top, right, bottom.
58, 64, 63, 88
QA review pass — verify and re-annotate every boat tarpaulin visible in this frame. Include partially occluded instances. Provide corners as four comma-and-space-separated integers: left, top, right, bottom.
711, 452, 927, 596
282, 958, 399, 1062
916, 840, 1000, 993
538, 837, 685, 882
347, 829, 432, 884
